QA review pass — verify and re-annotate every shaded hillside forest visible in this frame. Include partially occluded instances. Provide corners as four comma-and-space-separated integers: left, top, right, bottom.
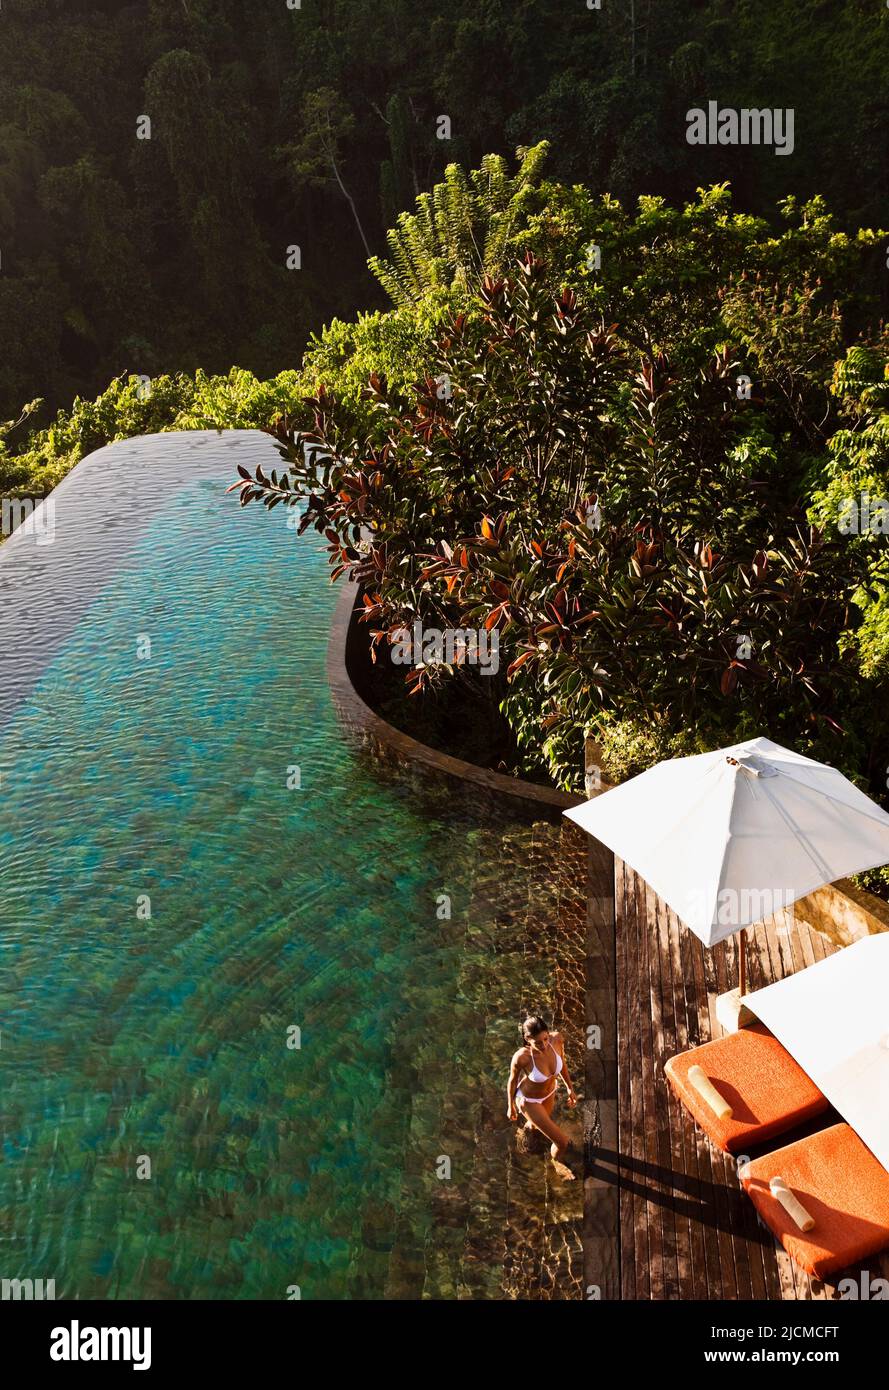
1, 0, 888, 421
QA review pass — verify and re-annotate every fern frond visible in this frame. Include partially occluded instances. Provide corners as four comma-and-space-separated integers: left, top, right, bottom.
369, 144, 549, 304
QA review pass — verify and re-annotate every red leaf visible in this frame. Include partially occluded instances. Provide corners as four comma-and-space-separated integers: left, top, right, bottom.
507, 652, 535, 678
720, 667, 739, 696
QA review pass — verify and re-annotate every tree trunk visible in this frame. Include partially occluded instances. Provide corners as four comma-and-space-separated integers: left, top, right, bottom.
325, 116, 372, 257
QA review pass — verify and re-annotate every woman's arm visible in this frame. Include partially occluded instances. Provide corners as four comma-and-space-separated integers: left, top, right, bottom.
553, 1033, 577, 1107
506, 1050, 524, 1120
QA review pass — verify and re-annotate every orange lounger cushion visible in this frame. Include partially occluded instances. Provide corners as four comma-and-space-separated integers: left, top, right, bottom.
740, 1123, 889, 1279
664, 1023, 828, 1154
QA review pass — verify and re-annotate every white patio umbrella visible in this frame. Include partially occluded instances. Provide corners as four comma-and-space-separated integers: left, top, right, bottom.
565, 736, 889, 1023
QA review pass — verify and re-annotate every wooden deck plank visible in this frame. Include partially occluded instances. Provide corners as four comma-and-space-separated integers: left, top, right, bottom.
580, 829, 620, 1300
681, 914, 727, 1298
666, 906, 708, 1295
669, 906, 716, 1295
656, 890, 694, 1299
637, 872, 666, 1300
629, 864, 652, 1299
615, 860, 637, 1301
694, 920, 741, 1299
649, 881, 682, 1299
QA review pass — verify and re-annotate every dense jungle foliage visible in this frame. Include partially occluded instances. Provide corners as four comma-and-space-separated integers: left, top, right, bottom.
2, 0, 888, 420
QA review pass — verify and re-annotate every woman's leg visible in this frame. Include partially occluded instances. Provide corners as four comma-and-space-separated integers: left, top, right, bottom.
518, 1098, 575, 1179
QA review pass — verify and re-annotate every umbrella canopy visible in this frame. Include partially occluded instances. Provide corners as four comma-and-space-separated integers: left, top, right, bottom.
564, 735, 889, 947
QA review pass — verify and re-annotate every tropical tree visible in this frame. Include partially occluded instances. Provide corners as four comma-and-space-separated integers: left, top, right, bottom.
810, 339, 889, 679
231, 229, 879, 791
283, 88, 372, 258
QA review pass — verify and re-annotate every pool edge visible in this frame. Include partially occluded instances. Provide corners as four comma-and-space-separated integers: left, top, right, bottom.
326, 576, 582, 813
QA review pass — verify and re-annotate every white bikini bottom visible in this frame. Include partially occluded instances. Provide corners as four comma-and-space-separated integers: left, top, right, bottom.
516, 1084, 556, 1108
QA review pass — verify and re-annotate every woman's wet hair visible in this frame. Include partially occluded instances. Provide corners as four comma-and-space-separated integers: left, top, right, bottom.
522, 1014, 551, 1042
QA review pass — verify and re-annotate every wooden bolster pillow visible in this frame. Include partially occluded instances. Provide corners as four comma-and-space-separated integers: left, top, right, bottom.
769, 1176, 815, 1232
687, 1064, 733, 1121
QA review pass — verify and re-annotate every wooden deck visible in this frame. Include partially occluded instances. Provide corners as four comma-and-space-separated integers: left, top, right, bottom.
579, 839, 889, 1300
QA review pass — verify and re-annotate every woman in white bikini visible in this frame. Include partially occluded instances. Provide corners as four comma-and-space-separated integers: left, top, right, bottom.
506, 1015, 577, 1179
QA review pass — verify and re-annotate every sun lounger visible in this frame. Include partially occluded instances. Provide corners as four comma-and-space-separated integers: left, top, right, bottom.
740, 1123, 889, 1278
664, 1022, 829, 1154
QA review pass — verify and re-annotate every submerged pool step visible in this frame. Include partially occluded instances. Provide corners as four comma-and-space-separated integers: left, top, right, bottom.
452, 823, 549, 1300
432, 819, 585, 1300
378, 816, 586, 1301
502, 820, 585, 1300
379, 822, 528, 1299
380, 828, 494, 1300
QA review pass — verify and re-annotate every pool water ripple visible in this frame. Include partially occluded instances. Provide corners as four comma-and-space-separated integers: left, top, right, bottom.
0, 432, 575, 1300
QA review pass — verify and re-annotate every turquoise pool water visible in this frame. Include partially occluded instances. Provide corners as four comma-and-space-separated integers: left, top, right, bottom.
0, 435, 572, 1299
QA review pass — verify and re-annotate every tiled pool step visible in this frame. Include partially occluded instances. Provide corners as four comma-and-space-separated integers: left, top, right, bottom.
382, 818, 586, 1300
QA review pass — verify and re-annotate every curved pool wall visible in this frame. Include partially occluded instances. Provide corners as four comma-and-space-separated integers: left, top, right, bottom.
0, 431, 584, 1299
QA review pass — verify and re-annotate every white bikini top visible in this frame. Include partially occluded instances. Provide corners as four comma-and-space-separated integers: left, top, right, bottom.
527, 1042, 563, 1083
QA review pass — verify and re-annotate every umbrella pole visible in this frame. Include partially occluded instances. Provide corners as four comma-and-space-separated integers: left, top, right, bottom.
738, 927, 748, 998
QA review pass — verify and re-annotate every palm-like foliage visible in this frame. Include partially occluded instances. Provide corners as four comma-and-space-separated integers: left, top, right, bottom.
368, 143, 550, 305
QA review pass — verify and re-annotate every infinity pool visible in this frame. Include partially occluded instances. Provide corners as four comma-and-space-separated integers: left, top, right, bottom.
0, 432, 576, 1299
